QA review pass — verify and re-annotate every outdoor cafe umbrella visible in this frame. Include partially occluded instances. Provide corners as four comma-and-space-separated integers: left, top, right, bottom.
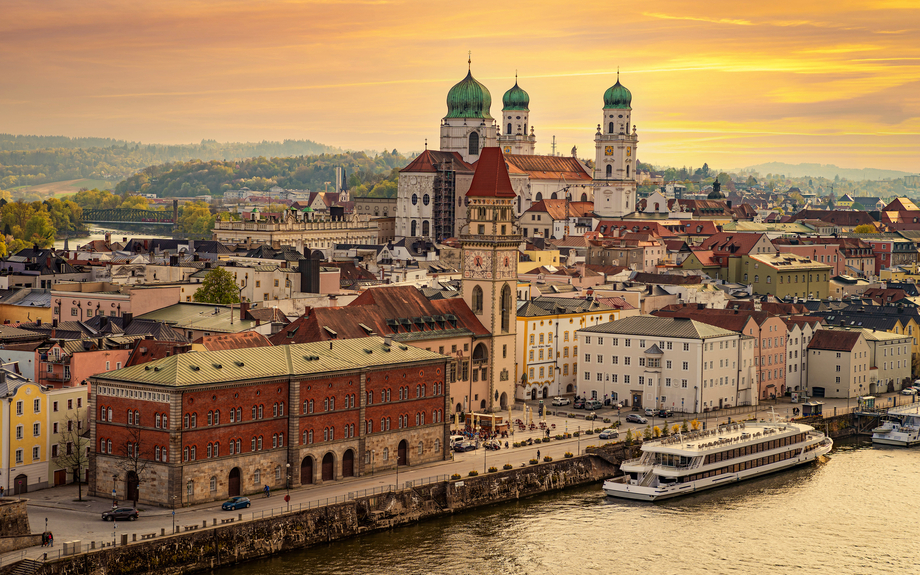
528, 407, 533, 426
454, 411, 459, 432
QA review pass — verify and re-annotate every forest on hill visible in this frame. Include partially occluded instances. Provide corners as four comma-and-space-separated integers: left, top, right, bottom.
114, 150, 408, 199
0, 136, 342, 190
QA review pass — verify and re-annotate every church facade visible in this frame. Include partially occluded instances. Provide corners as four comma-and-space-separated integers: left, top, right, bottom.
395, 64, 638, 242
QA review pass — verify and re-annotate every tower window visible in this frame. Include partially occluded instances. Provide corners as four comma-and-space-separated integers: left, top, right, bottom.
411, 220, 417, 236
422, 221, 430, 236
507, 123, 512, 134
501, 285, 512, 333
469, 132, 480, 156
606, 165, 612, 178
411, 194, 418, 205
423, 194, 430, 206
472, 286, 484, 314
608, 122, 614, 134
626, 165, 630, 177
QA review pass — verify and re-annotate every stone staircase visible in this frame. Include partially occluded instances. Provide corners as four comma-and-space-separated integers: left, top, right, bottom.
6, 559, 42, 575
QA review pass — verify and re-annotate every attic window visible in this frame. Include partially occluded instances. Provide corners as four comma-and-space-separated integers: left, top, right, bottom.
213, 364, 222, 369
359, 323, 374, 334
190, 365, 200, 371
286, 326, 299, 338
364, 349, 373, 354
235, 361, 245, 367
323, 326, 338, 338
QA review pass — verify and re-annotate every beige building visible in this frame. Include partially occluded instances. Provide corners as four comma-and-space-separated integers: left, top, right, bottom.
853, 328, 912, 394
578, 316, 757, 414
806, 330, 872, 399
213, 210, 378, 253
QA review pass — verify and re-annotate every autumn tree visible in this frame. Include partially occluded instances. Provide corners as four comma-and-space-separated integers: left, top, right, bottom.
53, 414, 91, 501
853, 224, 878, 234
177, 201, 215, 236
193, 267, 240, 304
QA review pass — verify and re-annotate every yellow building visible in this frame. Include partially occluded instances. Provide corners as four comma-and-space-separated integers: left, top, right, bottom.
518, 248, 561, 274
516, 297, 621, 401
743, 254, 832, 299
2, 376, 48, 494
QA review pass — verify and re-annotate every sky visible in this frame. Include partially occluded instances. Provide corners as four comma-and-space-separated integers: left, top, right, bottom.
3, 0, 920, 173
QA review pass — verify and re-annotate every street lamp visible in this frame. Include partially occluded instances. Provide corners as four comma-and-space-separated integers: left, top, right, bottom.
371, 450, 375, 475
171, 496, 176, 533
577, 426, 581, 456
112, 474, 118, 509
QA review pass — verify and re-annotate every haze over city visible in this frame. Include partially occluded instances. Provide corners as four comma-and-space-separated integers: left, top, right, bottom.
3, 0, 920, 171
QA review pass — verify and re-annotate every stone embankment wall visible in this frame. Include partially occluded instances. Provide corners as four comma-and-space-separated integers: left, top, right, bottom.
0, 500, 31, 537
24, 456, 618, 575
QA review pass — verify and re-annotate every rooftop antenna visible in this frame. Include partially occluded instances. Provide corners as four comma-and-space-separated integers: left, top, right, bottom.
551, 135, 557, 156
468, 51, 471, 71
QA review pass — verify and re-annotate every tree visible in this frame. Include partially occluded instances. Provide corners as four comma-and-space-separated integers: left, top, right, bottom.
193, 267, 241, 304
177, 201, 215, 236
53, 414, 91, 501
118, 423, 152, 507
854, 224, 878, 234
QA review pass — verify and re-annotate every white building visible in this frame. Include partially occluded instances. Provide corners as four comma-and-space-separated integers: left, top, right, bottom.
783, 318, 822, 395
806, 330, 872, 399
577, 316, 756, 414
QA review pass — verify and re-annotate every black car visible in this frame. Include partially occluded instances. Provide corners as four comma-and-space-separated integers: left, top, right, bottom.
658, 409, 673, 418
573, 400, 586, 409
102, 507, 138, 521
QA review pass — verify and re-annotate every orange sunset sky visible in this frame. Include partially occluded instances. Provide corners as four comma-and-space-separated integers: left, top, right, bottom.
3, 0, 920, 172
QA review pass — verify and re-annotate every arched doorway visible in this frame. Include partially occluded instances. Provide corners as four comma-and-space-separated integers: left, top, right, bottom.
480, 399, 486, 410
542, 387, 549, 399
126, 471, 139, 504
14, 474, 27, 495
581, 193, 588, 202
500, 392, 508, 409
342, 450, 355, 478
228, 467, 241, 496
566, 384, 574, 393
300, 456, 314, 485
530, 388, 537, 400
397, 440, 408, 466
322, 453, 335, 481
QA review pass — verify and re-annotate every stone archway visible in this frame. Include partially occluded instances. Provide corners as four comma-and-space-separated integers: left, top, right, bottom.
126, 471, 139, 504
342, 450, 355, 478
321, 453, 335, 481
499, 392, 508, 409
14, 474, 27, 495
397, 440, 408, 466
228, 468, 241, 496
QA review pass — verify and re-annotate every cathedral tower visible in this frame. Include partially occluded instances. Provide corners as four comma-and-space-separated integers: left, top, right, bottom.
498, 75, 536, 155
440, 59, 498, 164
460, 147, 519, 412
593, 72, 639, 218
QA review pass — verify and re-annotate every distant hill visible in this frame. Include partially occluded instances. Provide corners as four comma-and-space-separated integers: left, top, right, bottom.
735, 162, 914, 181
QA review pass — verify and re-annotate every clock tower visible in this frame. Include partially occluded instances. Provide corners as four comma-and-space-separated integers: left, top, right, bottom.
461, 147, 519, 412
593, 72, 638, 218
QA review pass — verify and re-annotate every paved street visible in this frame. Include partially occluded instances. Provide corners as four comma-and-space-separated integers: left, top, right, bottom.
3, 390, 914, 566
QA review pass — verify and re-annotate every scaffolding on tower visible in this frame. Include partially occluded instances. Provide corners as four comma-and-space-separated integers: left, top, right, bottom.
433, 157, 456, 242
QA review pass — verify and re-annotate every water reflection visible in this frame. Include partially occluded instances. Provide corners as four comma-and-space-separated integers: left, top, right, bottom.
218, 439, 914, 575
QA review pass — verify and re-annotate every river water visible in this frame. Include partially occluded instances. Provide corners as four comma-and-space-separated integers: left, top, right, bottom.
53, 225, 172, 249
217, 439, 918, 575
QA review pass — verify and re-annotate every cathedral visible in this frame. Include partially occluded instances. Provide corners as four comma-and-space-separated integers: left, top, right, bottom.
395, 62, 639, 241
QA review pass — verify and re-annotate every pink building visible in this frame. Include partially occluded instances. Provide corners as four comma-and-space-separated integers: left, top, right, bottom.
774, 243, 845, 276
51, 282, 182, 323
38, 341, 135, 389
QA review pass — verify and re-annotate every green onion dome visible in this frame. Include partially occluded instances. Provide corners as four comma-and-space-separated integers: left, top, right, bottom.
445, 71, 493, 120
502, 80, 530, 111
603, 79, 632, 109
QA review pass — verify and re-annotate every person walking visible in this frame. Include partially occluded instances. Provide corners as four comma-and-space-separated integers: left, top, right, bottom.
48, 532, 53, 547
264, 484, 270, 498
537, 449, 541, 460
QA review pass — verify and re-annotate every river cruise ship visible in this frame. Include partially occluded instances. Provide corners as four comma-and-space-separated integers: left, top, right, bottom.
871, 404, 920, 447
603, 419, 833, 501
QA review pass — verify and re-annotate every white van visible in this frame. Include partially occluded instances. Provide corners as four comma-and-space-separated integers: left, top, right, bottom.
449, 435, 465, 447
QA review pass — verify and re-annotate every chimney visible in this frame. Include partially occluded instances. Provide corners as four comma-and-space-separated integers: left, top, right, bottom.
240, 302, 250, 320
384, 336, 393, 347
123, 312, 133, 329
37, 318, 42, 326
52, 319, 58, 327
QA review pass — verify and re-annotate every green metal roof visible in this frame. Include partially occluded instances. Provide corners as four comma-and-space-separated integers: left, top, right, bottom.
603, 79, 632, 109
579, 316, 736, 340
137, 303, 258, 333
445, 70, 493, 120
502, 80, 529, 111
92, 337, 447, 387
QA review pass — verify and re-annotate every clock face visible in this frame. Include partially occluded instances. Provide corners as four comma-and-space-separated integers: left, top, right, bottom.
463, 249, 492, 278
604, 146, 614, 156
497, 253, 516, 279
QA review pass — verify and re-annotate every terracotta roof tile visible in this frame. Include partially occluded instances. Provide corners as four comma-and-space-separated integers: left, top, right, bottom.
807, 329, 862, 352
466, 147, 517, 198
503, 154, 592, 181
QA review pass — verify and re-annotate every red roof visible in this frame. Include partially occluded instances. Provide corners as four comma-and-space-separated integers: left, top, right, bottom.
193, 332, 273, 351
503, 154, 592, 181
400, 150, 474, 174
808, 330, 862, 352
466, 147, 517, 198
700, 232, 769, 255
525, 200, 594, 219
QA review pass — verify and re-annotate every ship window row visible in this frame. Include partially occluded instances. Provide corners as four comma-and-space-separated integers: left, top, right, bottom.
684, 450, 800, 482
703, 433, 806, 465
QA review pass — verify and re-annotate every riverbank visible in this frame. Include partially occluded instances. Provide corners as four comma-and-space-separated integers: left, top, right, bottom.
5, 455, 619, 575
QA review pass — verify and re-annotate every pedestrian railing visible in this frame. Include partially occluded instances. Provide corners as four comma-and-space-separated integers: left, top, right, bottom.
348, 485, 394, 500
403, 474, 451, 489
0, 550, 25, 568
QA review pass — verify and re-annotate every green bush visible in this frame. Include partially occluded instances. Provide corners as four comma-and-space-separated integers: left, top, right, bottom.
488, 466, 498, 473
503, 463, 513, 470
555, 434, 563, 440
529, 458, 539, 464
568, 413, 576, 418
543, 456, 553, 462
542, 437, 551, 443
603, 418, 611, 423
468, 470, 479, 477
564, 452, 574, 458
451, 473, 461, 480
573, 431, 580, 437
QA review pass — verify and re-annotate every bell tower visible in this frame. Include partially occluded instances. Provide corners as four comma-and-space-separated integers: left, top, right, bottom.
440, 57, 498, 164
460, 147, 519, 412
594, 71, 639, 218
498, 74, 536, 155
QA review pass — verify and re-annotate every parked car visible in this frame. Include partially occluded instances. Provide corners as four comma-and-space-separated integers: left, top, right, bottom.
626, 414, 648, 424
644, 408, 656, 417
658, 409, 673, 418
585, 400, 603, 410
455, 441, 478, 452
901, 388, 917, 396
551, 397, 571, 406
102, 507, 138, 521
573, 399, 586, 409
484, 440, 502, 450
599, 429, 619, 440
221, 496, 251, 511
449, 435, 465, 447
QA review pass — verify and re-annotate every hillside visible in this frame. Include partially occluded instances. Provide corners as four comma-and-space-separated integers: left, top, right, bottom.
736, 162, 913, 181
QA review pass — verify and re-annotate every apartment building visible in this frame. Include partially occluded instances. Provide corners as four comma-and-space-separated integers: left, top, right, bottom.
577, 316, 756, 414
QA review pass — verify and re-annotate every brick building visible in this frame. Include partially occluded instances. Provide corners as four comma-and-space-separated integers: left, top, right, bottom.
89, 337, 450, 507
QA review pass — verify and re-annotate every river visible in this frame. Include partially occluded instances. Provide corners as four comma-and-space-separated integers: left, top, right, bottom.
216, 439, 916, 575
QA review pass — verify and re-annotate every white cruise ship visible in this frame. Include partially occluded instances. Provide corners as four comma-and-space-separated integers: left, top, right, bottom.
603, 419, 833, 501
872, 404, 920, 447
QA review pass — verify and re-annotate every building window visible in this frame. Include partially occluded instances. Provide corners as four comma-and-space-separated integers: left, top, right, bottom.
472, 286, 483, 314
